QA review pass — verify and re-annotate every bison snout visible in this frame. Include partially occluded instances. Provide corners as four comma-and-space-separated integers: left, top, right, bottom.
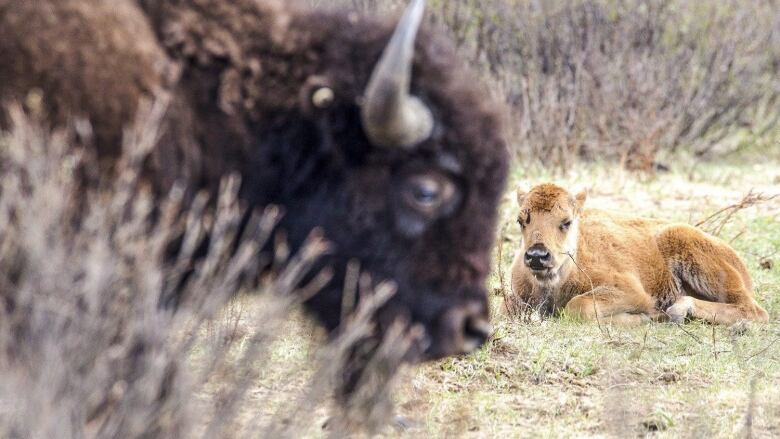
424, 301, 490, 360
524, 244, 553, 270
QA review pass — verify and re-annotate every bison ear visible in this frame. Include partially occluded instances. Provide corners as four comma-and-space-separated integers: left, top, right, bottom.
299, 75, 335, 115
574, 189, 588, 214
516, 185, 528, 206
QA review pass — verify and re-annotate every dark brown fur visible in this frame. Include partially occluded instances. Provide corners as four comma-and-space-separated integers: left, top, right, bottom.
0, 0, 509, 360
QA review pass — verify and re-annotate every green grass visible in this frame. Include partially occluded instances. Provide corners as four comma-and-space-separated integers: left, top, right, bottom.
213, 156, 780, 437
395, 156, 780, 438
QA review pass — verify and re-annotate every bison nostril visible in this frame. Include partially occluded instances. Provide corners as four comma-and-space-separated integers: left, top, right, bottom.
462, 316, 491, 352
427, 302, 490, 359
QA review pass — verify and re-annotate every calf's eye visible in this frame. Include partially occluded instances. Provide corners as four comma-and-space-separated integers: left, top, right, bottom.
560, 219, 572, 232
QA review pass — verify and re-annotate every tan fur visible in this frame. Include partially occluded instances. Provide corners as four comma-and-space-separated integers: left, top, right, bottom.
510, 183, 769, 325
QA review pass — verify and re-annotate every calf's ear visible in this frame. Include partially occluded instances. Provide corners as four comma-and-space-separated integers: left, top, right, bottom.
574, 189, 588, 214
516, 185, 528, 206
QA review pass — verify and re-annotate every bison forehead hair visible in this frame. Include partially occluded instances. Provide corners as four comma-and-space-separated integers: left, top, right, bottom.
520, 183, 579, 213
0, 0, 509, 360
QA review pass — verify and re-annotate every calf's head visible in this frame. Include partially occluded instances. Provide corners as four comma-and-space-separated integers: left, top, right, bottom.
515, 183, 586, 291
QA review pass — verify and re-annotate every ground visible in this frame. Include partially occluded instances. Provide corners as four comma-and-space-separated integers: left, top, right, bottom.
205, 153, 780, 438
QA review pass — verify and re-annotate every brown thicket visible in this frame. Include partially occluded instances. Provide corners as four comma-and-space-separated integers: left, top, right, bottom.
0, 106, 410, 437
319, 0, 780, 170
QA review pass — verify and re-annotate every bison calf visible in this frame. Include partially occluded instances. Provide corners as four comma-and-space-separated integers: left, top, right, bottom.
510, 183, 769, 325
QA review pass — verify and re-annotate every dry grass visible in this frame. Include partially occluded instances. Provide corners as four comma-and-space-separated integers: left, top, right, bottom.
0, 107, 416, 438
215, 153, 780, 438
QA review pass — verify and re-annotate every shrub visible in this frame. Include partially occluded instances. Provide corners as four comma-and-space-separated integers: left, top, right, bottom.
0, 102, 410, 437
321, 0, 780, 169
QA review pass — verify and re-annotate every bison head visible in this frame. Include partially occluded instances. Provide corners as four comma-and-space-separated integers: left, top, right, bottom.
240, 0, 508, 360
514, 183, 587, 302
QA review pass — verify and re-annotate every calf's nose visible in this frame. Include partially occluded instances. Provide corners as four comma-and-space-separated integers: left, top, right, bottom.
524, 245, 551, 268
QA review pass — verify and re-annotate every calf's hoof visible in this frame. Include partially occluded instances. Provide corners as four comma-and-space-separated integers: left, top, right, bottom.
666, 297, 694, 323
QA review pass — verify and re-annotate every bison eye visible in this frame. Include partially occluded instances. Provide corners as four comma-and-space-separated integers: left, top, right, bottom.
403, 174, 457, 215
412, 180, 440, 205
560, 219, 572, 232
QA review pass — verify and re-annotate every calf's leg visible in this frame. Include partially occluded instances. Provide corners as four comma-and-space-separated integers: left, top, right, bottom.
657, 225, 769, 324
564, 282, 655, 326
666, 295, 768, 324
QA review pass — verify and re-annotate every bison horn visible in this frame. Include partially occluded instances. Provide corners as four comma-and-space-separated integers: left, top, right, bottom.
361, 0, 433, 149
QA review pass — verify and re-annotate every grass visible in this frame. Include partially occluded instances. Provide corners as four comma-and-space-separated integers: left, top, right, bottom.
216, 153, 780, 437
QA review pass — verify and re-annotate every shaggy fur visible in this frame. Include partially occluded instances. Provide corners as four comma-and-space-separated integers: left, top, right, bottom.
0, 1, 171, 158
0, 0, 508, 359
510, 183, 769, 325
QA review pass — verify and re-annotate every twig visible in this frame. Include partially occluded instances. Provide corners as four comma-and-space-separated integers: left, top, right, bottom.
743, 376, 757, 439
744, 335, 780, 361
563, 251, 609, 339
728, 228, 746, 245
630, 326, 650, 359
712, 324, 718, 359
695, 190, 779, 237
744, 248, 779, 261
671, 321, 703, 344
496, 221, 509, 297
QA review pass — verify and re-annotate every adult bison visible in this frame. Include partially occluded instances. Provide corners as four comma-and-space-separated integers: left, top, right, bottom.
0, 0, 508, 360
